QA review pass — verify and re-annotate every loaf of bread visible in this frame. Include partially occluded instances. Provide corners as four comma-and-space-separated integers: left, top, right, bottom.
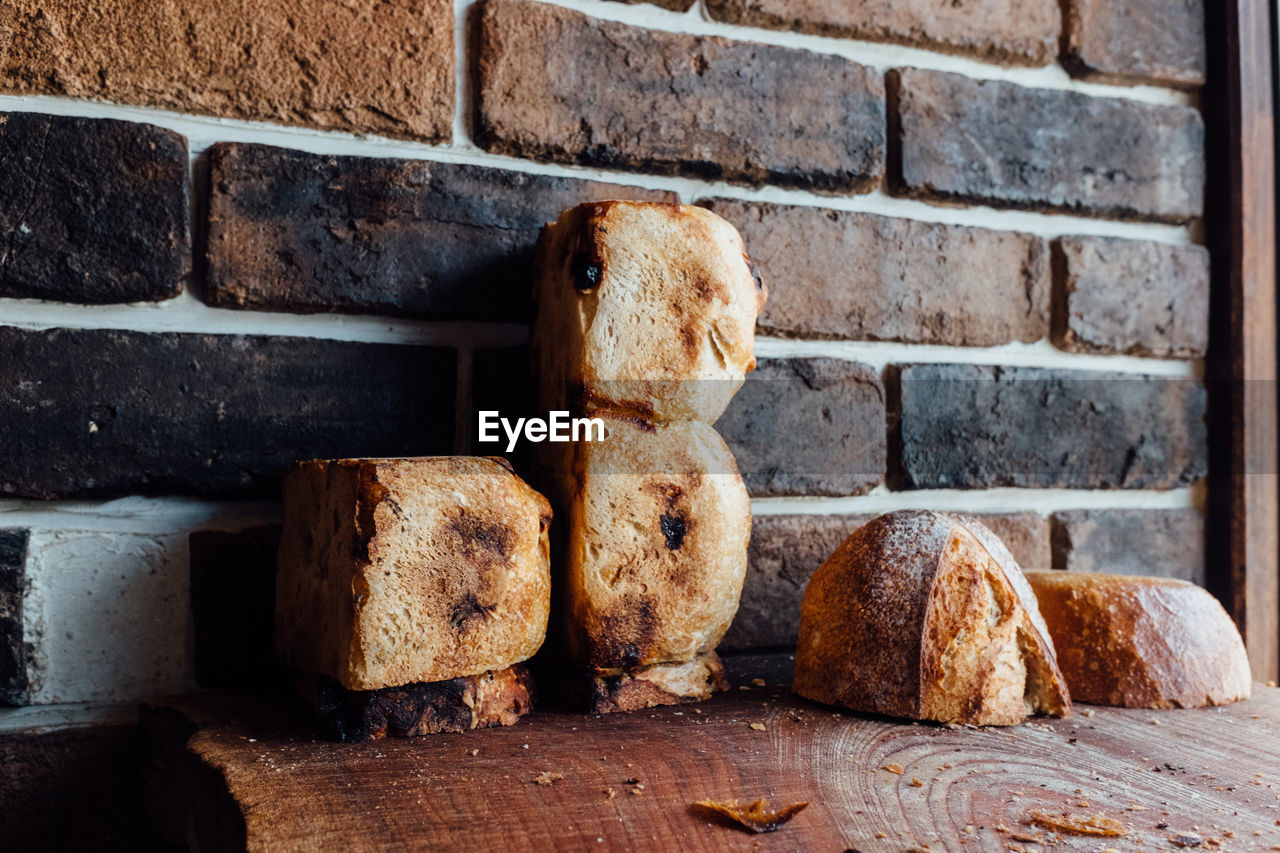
794, 511, 1070, 726
531, 200, 765, 424
586, 652, 728, 715
1025, 571, 1251, 708
275, 456, 552, 692
554, 414, 750, 673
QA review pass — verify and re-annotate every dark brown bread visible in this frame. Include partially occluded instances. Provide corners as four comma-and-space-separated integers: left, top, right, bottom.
297, 664, 535, 742
794, 510, 1070, 726
1026, 571, 1251, 708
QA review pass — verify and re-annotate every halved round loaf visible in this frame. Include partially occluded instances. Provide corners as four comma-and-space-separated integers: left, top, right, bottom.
1025, 571, 1251, 708
794, 510, 1070, 726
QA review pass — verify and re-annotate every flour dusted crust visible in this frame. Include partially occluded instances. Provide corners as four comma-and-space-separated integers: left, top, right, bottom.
794, 510, 1070, 726
275, 457, 552, 691
1026, 571, 1251, 708
531, 200, 766, 424
556, 414, 751, 673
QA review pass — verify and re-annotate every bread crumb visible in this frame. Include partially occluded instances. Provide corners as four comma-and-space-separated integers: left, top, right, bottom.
1027, 810, 1127, 837
604, 788, 616, 800
882, 763, 904, 775
751, 678, 766, 687
469, 749, 479, 756
1265, 680, 1276, 688
522, 744, 529, 749
874, 832, 887, 839
533, 771, 563, 786
750, 722, 766, 731
1083, 709, 1095, 717
1167, 832, 1202, 847
909, 778, 923, 787
963, 825, 975, 834
1149, 718, 1161, 726
693, 798, 808, 833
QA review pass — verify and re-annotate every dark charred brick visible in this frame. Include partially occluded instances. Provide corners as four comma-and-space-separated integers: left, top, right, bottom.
473, 0, 885, 192
0, 327, 455, 499
1063, 0, 1206, 88
705, 0, 1060, 67
1051, 508, 1205, 584
893, 364, 1207, 489
0, 113, 188, 303
1, 721, 150, 850
716, 358, 886, 497
204, 143, 674, 321
0, 0, 455, 142
189, 525, 285, 688
0, 528, 30, 706
1052, 236, 1209, 359
887, 68, 1204, 223
703, 198, 1049, 346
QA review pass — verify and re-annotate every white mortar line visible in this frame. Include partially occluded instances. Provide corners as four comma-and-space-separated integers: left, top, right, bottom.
751, 484, 1202, 516
0, 295, 1202, 375
0, 702, 139, 733
0, 496, 281, 534
535, 0, 1196, 108
0, 95, 1194, 247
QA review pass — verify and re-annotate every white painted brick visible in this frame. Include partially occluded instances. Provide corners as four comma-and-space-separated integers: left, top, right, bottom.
22, 531, 194, 704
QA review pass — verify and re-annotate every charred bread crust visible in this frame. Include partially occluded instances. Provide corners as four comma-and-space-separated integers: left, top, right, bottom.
275, 456, 552, 691
794, 510, 1070, 726
298, 664, 535, 742
580, 651, 729, 714
1026, 571, 1252, 708
531, 201, 766, 424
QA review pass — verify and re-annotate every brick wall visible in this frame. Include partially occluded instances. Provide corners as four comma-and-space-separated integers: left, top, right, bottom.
0, 0, 1208, 735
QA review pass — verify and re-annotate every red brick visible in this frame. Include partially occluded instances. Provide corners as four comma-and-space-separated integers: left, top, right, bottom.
964, 512, 1051, 571
706, 0, 1059, 67
0, 0, 454, 141
888, 68, 1204, 224
473, 0, 884, 192
1052, 236, 1209, 359
702, 198, 1049, 346
1063, 0, 1206, 88
1051, 509, 1205, 584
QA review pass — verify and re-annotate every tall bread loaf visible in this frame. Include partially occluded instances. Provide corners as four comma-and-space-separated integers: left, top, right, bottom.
794, 511, 1070, 726
1026, 571, 1251, 708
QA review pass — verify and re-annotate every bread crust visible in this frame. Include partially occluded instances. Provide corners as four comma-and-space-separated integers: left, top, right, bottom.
298, 663, 535, 741
551, 415, 751, 672
531, 201, 766, 424
585, 651, 729, 714
1026, 571, 1252, 708
275, 457, 552, 691
794, 510, 1069, 726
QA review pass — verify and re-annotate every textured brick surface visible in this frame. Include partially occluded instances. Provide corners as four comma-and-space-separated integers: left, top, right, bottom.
473, 0, 884, 192
716, 358, 886, 496
0, 529, 29, 706
703, 198, 1049, 346
705, 0, 1059, 66
723, 510, 1048, 649
0, 0, 454, 141
605, 0, 695, 8
894, 364, 1208, 489
1, 722, 150, 850
0, 113, 188, 303
0, 327, 455, 499
888, 68, 1205, 223
205, 144, 673, 320
722, 513, 869, 651
1051, 509, 1205, 585
1053, 236, 1209, 359
1063, 0, 1206, 88
190, 525, 285, 688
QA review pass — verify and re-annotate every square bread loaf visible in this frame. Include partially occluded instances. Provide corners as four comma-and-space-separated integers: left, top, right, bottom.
531, 200, 766, 424
275, 456, 552, 691
547, 414, 751, 674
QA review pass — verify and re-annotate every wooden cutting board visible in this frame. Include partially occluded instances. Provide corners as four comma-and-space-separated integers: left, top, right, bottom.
140, 655, 1280, 851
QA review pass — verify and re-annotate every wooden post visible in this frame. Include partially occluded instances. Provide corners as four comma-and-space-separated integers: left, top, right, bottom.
1205, 0, 1280, 681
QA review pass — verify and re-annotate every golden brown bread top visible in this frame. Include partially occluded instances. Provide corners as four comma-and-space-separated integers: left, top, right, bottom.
1026, 570, 1252, 708
275, 456, 552, 691
794, 510, 1069, 725
531, 200, 766, 424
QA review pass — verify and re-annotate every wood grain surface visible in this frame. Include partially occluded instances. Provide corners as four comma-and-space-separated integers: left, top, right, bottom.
141, 656, 1280, 852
